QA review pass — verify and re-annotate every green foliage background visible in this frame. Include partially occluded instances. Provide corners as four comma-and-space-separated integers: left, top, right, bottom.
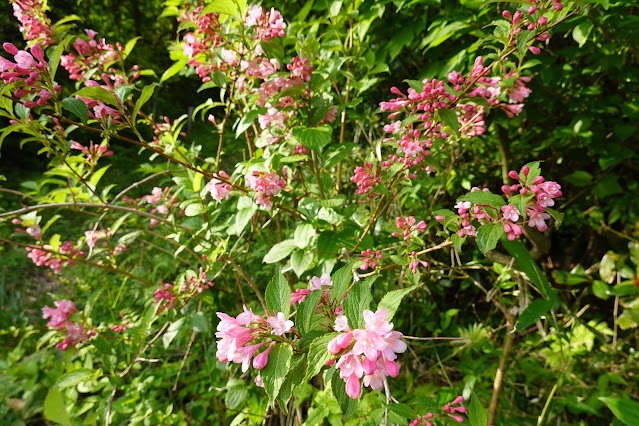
0, 0, 638, 425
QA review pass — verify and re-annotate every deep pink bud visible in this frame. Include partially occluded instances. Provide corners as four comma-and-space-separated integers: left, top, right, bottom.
452, 396, 465, 404
527, 46, 542, 55
3, 43, 19, 55
252, 343, 274, 370
533, 176, 544, 184
528, 6, 537, 13
31, 45, 45, 63
538, 16, 548, 26
522, 166, 530, 177
436, 215, 445, 222
345, 374, 362, 399
508, 170, 520, 180
502, 10, 511, 18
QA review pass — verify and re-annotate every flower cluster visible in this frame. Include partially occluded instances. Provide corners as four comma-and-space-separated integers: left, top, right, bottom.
42, 299, 96, 350
70, 141, 113, 165
206, 171, 232, 202
245, 169, 287, 211
11, 0, 53, 45
244, 5, 286, 41
1, 43, 58, 109
111, 312, 135, 332
410, 396, 467, 425
351, 162, 381, 197
12, 218, 41, 239
328, 308, 407, 399
27, 241, 85, 273
60, 29, 137, 87
291, 273, 334, 304
181, 267, 214, 295
216, 306, 295, 386
142, 186, 176, 227
436, 164, 561, 241
359, 249, 383, 271
392, 216, 427, 241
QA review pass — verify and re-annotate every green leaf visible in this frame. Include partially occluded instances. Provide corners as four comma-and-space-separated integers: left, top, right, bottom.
292, 125, 332, 154
133, 85, 155, 118
114, 84, 133, 104
515, 298, 554, 331
378, 284, 421, 321
261, 343, 292, 399
305, 333, 338, 381
291, 249, 314, 277
227, 206, 255, 236
202, 0, 246, 18
343, 281, 372, 330
44, 388, 71, 426
262, 343, 292, 379
55, 369, 94, 389
469, 390, 488, 426
225, 385, 248, 409
438, 109, 460, 138
61, 97, 89, 124
573, 21, 593, 47
263, 239, 297, 264
323, 143, 358, 169
328, 262, 355, 305
161, 58, 187, 83
592, 280, 610, 300
123, 36, 140, 58
277, 355, 307, 413
457, 191, 506, 209
599, 397, 639, 426
310, 93, 334, 126
163, 318, 185, 348
236, 110, 259, 138
296, 290, 322, 335
184, 203, 204, 217
265, 272, 291, 316
502, 238, 553, 299
294, 223, 315, 248
73, 86, 120, 107
476, 223, 504, 253
298, 197, 319, 219
331, 370, 359, 418
190, 312, 209, 333
388, 403, 417, 420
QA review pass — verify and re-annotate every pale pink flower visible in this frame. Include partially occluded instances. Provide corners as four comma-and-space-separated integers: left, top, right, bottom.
501, 204, 520, 222
267, 312, 293, 336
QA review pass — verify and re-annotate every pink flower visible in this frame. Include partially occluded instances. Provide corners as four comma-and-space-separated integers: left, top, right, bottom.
334, 315, 350, 332
352, 329, 387, 360
363, 308, 393, 334
234, 342, 267, 372
267, 312, 294, 336
310, 273, 333, 290
501, 204, 520, 222
206, 171, 232, 202
42, 299, 77, 328
528, 210, 551, 231
291, 288, 311, 304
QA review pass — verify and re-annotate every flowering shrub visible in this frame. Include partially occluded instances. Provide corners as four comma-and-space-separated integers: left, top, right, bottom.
1, 0, 637, 424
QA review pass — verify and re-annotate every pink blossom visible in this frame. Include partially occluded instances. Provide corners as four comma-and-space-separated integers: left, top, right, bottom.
267, 312, 293, 336
206, 171, 232, 202
310, 273, 332, 290
528, 210, 551, 231
42, 299, 77, 328
501, 204, 520, 222
334, 315, 350, 332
